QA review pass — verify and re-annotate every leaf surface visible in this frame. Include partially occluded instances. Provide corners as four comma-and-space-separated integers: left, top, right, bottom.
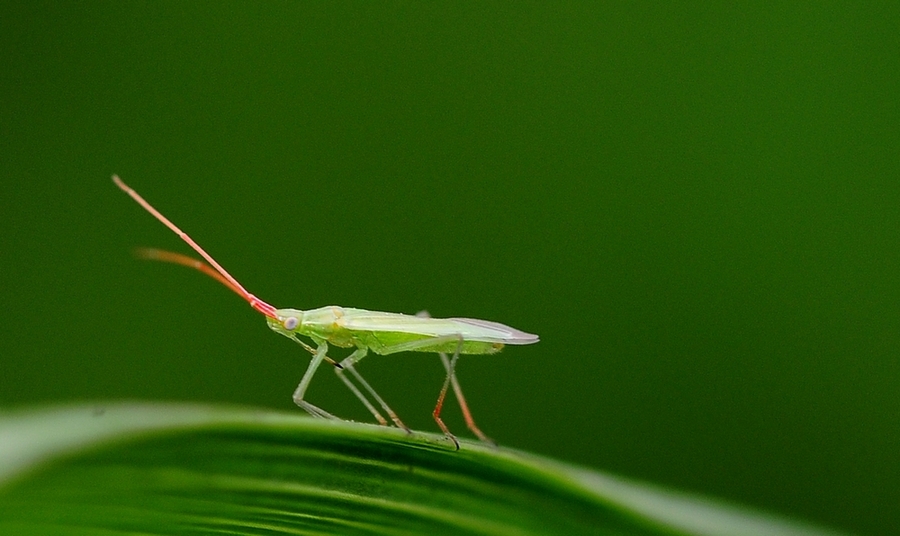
0, 403, 845, 535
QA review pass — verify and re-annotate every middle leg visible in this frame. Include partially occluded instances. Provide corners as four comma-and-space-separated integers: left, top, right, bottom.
335, 347, 410, 432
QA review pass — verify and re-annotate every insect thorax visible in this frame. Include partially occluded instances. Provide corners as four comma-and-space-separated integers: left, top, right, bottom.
268, 306, 357, 347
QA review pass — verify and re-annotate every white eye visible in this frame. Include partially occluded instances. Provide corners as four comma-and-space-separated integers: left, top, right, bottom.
283, 317, 299, 330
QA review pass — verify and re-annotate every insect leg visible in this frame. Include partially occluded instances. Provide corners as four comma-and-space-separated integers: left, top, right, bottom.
337, 349, 411, 433
376, 332, 475, 447
289, 335, 398, 427
440, 351, 495, 445
432, 335, 463, 450
332, 348, 389, 426
414, 311, 493, 445
292, 342, 337, 419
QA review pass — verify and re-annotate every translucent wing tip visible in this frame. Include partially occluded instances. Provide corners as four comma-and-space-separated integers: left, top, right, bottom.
451, 318, 539, 345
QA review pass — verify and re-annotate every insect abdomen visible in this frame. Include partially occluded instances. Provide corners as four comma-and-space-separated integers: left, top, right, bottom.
359, 330, 504, 356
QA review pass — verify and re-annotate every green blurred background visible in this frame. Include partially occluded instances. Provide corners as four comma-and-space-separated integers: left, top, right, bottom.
2, 3, 897, 534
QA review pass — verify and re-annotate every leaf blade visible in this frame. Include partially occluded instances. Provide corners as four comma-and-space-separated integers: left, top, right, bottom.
0, 403, 847, 536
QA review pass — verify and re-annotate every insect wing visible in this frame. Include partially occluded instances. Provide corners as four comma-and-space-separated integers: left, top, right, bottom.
341, 310, 538, 345
448, 317, 539, 345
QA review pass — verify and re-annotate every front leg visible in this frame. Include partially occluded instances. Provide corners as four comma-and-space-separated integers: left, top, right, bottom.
292, 341, 337, 419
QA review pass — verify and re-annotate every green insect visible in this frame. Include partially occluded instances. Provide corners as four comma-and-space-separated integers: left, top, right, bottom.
114, 175, 539, 448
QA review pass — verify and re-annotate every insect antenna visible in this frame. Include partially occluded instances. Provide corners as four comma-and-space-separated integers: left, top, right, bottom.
135, 248, 245, 296
113, 175, 279, 320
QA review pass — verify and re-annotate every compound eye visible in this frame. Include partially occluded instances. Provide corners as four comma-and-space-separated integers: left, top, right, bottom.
283, 316, 299, 330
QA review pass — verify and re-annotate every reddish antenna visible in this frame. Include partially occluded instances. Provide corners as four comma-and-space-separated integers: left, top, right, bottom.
135, 248, 245, 296
113, 175, 279, 320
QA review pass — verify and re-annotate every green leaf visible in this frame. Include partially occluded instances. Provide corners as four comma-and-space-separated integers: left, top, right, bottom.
0, 403, 845, 535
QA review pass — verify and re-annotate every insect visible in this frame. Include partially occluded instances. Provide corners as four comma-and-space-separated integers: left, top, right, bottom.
113, 175, 539, 448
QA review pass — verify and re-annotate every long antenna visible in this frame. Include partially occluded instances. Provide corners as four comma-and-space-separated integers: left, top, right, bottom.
113, 175, 279, 320
135, 247, 244, 296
